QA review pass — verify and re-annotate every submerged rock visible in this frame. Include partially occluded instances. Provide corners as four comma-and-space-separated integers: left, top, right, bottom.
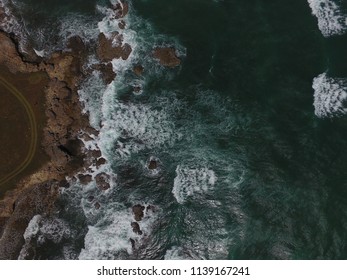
153, 47, 181, 67
95, 172, 110, 191
94, 202, 101, 209
133, 65, 144, 76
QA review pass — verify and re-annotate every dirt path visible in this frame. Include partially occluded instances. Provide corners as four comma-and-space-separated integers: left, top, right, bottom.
0, 76, 37, 186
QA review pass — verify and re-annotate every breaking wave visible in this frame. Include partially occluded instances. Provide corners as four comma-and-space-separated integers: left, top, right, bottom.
307, 0, 347, 37
313, 72, 347, 117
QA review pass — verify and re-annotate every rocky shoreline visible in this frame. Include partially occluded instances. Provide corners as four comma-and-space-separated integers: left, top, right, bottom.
0, 0, 182, 259
0, 29, 91, 259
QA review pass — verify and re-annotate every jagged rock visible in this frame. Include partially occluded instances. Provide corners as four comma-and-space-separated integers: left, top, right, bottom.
153, 47, 181, 67
91, 150, 102, 159
112, 0, 129, 19
96, 157, 107, 167
67, 36, 86, 55
97, 32, 132, 62
131, 222, 143, 235
129, 238, 135, 249
92, 63, 116, 84
78, 174, 92, 185
132, 204, 145, 221
118, 20, 126, 29
148, 159, 157, 170
95, 172, 110, 191
133, 65, 144, 76
0, 32, 38, 73
58, 179, 70, 188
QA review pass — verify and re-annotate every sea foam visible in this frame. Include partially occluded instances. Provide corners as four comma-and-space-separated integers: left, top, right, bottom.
172, 165, 217, 204
307, 0, 347, 37
313, 72, 347, 117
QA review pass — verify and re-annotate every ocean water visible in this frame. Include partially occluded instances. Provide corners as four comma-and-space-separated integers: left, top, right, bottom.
4, 0, 347, 259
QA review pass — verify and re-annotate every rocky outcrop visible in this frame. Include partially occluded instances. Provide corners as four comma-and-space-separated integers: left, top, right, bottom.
97, 32, 132, 62
0, 32, 38, 73
132, 204, 145, 221
131, 222, 142, 235
95, 172, 111, 191
92, 63, 116, 84
0, 31, 90, 259
153, 47, 181, 67
148, 159, 157, 170
112, 0, 129, 19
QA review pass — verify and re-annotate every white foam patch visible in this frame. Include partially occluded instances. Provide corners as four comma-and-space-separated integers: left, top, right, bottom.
172, 165, 217, 204
98, 82, 179, 160
0, 0, 29, 52
19, 215, 75, 259
23, 215, 73, 245
313, 72, 347, 117
34, 48, 45, 57
78, 71, 106, 129
79, 203, 156, 260
307, 0, 347, 37
164, 246, 187, 260
59, 13, 99, 44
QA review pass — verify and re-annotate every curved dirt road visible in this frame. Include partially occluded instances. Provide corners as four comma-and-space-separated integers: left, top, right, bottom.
0, 76, 37, 186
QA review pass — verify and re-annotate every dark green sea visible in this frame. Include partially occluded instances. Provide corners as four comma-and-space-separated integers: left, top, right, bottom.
3, 0, 347, 259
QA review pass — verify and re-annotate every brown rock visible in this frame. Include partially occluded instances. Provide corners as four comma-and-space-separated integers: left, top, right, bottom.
153, 47, 181, 67
91, 150, 102, 159
132, 204, 145, 221
96, 157, 107, 167
92, 63, 116, 84
131, 222, 143, 235
0, 32, 39, 73
118, 20, 126, 29
67, 36, 86, 54
112, 0, 129, 19
148, 160, 157, 170
78, 174, 92, 185
133, 65, 144, 76
97, 33, 132, 62
59, 179, 70, 188
95, 172, 110, 191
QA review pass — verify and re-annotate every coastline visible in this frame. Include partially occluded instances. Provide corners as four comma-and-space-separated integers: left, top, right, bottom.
0, 0, 183, 259
0, 30, 90, 259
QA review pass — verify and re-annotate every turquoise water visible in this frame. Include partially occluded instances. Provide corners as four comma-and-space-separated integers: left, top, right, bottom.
8, 0, 347, 259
